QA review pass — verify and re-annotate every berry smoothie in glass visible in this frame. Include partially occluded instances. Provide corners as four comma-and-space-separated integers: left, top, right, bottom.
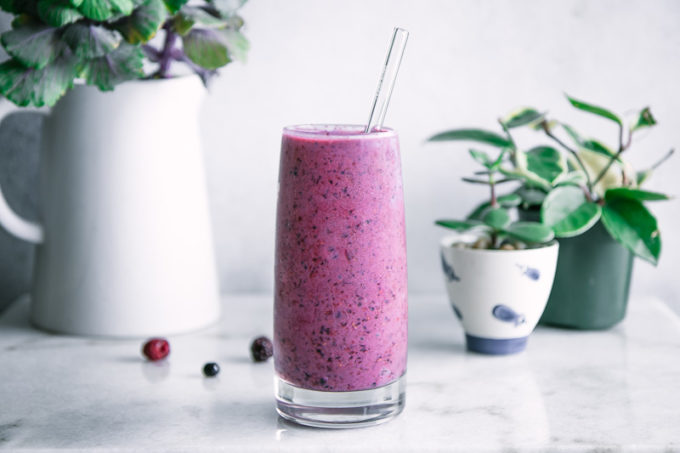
274, 124, 408, 428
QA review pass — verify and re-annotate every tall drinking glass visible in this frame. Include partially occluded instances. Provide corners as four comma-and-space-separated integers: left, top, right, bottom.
274, 124, 408, 428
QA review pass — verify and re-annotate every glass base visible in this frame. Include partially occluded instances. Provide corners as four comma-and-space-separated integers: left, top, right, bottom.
275, 375, 406, 429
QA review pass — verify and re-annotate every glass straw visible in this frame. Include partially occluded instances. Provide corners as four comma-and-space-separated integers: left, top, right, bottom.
365, 27, 409, 133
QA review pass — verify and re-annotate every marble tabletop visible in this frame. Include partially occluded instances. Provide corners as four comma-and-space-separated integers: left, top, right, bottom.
1, 294, 679, 452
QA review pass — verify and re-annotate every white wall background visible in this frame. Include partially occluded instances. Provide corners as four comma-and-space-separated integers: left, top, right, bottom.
0, 0, 678, 311
203, 0, 680, 307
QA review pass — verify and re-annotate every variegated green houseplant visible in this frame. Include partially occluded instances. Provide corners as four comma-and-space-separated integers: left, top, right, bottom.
429, 95, 673, 329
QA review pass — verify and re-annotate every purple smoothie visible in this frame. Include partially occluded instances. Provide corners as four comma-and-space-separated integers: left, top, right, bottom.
274, 124, 408, 392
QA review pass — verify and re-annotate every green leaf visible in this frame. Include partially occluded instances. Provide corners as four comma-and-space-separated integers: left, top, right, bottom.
631, 107, 656, 132
469, 149, 491, 168
561, 123, 582, 146
489, 148, 508, 171
483, 207, 511, 230
560, 122, 621, 162
78, 43, 144, 91
435, 219, 483, 230
498, 168, 550, 193
207, 0, 247, 16
541, 186, 601, 237
466, 201, 491, 221
113, 0, 166, 44
461, 177, 513, 186
532, 118, 557, 132
497, 193, 521, 208
37, 0, 84, 26
565, 94, 622, 126
78, 0, 133, 20
0, 56, 78, 107
636, 169, 652, 186
223, 13, 244, 30
1, 20, 68, 70
515, 186, 547, 207
221, 28, 248, 62
428, 128, 512, 148
553, 170, 586, 187
182, 28, 231, 69
110, 0, 134, 13
503, 221, 554, 243
79, 0, 114, 19
172, 6, 228, 35
502, 107, 544, 129
601, 198, 661, 264
605, 187, 671, 202
461, 177, 490, 185
524, 146, 566, 185
0, 0, 38, 14
163, 0, 188, 13
581, 139, 617, 158
171, 11, 195, 35
507, 150, 552, 191
579, 138, 624, 168
62, 23, 122, 58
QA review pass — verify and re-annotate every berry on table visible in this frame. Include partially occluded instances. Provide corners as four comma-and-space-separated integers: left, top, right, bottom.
250, 336, 273, 362
203, 362, 220, 377
142, 338, 170, 361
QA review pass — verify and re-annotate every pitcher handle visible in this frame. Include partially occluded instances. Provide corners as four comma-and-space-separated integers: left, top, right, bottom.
0, 100, 47, 244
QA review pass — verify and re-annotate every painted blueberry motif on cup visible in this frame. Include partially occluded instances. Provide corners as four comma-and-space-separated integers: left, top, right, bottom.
440, 252, 460, 282
492, 305, 526, 326
516, 264, 540, 281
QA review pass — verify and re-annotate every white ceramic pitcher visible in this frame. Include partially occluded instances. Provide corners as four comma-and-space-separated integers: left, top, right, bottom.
0, 76, 220, 337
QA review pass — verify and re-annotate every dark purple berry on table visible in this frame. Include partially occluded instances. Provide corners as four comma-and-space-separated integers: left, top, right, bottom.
250, 336, 273, 362
203, 362, 220, 377
142, 338, 170, 361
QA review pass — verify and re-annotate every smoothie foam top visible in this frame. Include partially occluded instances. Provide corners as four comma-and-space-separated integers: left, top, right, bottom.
283, 124, 396, 141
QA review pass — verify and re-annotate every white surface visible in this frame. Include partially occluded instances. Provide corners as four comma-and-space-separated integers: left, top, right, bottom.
31, 77, 220, 336
1, 294, 679, 451
441, 234, 558, 339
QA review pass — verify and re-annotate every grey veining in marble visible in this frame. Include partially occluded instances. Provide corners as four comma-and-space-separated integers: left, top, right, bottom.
1, 294, 679, 452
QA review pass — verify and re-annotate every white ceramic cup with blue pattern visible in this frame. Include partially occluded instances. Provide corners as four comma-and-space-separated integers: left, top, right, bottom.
440, 232, 559, 354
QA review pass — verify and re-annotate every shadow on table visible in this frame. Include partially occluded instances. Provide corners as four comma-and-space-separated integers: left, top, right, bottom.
408, 337, 466, 354
0, 295, 36, 333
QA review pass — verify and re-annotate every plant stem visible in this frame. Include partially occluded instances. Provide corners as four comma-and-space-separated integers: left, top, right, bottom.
581, 185, 593, 203
651, 148, 675, 170
156, 24, 177, 79
489, 172, 498, 207
541, 121, 594, 194
141, 44, 161, 62
498, 118, 517, 161
592, 127, 632, 187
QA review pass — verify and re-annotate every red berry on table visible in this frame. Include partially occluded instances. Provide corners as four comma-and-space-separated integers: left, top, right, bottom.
250, 336, 273, 362
142, 338, 170, 361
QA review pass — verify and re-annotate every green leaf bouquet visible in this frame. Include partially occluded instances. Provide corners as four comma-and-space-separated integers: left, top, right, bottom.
0, 0, 249, 107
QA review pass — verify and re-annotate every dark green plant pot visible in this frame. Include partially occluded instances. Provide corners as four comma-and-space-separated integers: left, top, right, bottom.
519, 207, 634, 330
